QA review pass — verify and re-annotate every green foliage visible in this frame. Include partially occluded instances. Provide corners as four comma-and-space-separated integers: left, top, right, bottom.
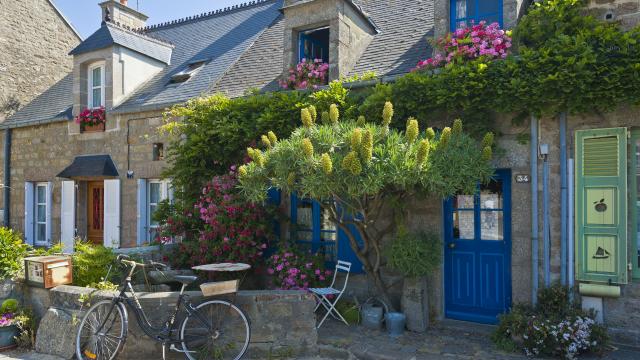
1, 298, 18, 314
13, 308, 36, 349
386, 230, 441, 278
71, 240, 117, 287
0, 227, 29, 279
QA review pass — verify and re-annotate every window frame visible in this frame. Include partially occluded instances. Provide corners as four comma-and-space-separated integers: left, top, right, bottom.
450, 0, 504, 32
88, 62, 106, 109
298, 26, 330, 63
631, 129, 640, 278
34, 182, 48, 246
290, 194, 337, 265
146, 179, 171, 243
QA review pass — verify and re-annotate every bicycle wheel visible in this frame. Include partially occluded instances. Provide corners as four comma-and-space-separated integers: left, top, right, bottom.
76, 300, 128, 360
180, 300, 250, 360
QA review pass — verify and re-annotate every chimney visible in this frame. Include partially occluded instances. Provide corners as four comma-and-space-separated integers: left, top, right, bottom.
100, 0, 148, 29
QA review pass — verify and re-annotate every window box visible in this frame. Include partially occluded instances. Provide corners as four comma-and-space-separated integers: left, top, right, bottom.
76, 107, 106, 133
82, 122, 105, 133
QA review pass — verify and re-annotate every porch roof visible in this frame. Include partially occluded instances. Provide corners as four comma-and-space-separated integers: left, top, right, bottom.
56, 154, 119, 179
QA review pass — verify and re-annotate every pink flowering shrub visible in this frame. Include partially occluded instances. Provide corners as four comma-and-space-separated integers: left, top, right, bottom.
266, 246, 332, 290
279, 58, 329, 90
167, 168, 272, 269
75, 107, 106, 128
414, 21, 512, 71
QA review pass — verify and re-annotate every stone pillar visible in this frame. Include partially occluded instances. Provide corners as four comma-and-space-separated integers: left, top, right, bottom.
401, 277, 429, 332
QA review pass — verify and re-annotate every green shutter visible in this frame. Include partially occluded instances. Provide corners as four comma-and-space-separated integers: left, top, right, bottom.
576, 127, 628, 284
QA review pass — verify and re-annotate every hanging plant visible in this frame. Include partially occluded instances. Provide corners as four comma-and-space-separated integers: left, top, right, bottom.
279, 58, 329, 90
75, 107, 106, 130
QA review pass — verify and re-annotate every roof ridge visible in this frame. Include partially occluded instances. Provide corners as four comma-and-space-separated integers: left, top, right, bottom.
140, 0, 276, 32
106, 21, 174, 48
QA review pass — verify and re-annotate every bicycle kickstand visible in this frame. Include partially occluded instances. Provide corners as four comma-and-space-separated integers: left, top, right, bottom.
162, 342, 167, 360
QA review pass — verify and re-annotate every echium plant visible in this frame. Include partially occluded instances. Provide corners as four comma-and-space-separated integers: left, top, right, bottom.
238, 102, 494, 308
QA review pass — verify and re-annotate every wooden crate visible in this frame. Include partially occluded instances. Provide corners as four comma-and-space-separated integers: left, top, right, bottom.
200, 280, 238, 297
24, 256, 73, 289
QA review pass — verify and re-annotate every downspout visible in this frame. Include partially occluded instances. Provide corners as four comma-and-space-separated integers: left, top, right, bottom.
3, 129, 11, 227
531, 116, 539, 304
568, 158, 575, 291
560, 113, 568, 285
542, 146, 551, 287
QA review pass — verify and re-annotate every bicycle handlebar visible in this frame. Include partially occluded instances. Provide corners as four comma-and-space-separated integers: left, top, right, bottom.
116, 254, 168, 270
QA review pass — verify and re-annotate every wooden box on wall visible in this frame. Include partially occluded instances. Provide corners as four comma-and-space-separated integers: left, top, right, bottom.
24, 256, 73, 288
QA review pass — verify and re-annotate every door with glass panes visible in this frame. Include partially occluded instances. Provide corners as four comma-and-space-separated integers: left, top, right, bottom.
443, 169, 512, 324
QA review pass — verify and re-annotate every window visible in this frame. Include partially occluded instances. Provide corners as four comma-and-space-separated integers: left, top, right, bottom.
298, 27, 329, 63
153, 143, 164, 161
169, 60, 207, 84
145, 180, 172, 243
632, 130, 640, 278
450, 0, 503, 31
290, 195, 337, 264
34, 183, 48, 245
88, 63, 105, 108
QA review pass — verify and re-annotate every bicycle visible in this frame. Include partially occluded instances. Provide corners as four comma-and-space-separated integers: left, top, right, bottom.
75, 254, 250, 360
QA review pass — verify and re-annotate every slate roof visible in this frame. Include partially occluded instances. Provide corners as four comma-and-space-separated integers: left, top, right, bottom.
69, 22, 173, 64
57, 154, 119, 178
6, 0, 434, 126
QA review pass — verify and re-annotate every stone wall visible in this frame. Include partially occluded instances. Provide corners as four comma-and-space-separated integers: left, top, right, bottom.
33, 285, 317, 359
587, 0, 640, 29
0, 110, 171, 248
0, 0, 80, 122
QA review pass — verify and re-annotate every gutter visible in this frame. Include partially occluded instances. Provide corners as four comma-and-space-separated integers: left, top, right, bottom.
3, 129, 11, 226
560, 112, 568, 285
531, 115, 539, 304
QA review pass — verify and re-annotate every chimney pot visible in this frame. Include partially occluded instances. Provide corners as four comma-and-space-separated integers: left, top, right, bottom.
120, 0, 128, 6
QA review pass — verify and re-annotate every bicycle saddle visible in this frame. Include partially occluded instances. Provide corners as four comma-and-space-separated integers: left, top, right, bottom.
172, 275, 198, 285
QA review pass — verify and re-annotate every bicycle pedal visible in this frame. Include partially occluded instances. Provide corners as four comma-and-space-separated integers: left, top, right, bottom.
169, 344, 195, 353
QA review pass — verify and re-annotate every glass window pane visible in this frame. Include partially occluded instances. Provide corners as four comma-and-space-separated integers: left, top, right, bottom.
37, 205, 46, 222
92, 89, 102, 107
456, 0, 467, 20
296, 202, 313, 228
149, 183, 161, 204
37, 224, 46, 243
295, 230, 313, 241
481, 211, 503, 240
92, 67, 101, 87
321, 231, 336, 242
37, 185, 46, 203
454, 194, 475, 209
453, 210, 474, 239
149, 204, 158, 226
481, 179, 503, 209
320, 207, 335, 232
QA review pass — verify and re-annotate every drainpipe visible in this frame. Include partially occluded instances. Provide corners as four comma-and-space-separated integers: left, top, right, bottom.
3, 129, 11, 227
531, 116, 539, 304
542, 143, 551, 287
568, 158, 575, 291
560, 113, 568, 286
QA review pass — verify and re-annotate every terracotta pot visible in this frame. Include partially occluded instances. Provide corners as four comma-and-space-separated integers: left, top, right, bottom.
82, 122, 105, 133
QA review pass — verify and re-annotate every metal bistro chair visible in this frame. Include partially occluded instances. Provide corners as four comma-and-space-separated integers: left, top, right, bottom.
309, 260, 352, 329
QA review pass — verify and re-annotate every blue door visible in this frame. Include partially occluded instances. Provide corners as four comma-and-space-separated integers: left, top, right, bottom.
444, 169, 512, 324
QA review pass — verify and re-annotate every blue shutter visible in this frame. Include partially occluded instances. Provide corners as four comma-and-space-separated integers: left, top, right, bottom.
336, 208, 364, 274
298, 32, 308, 62
136, 179, 147, 245
45, 182, 53, 245
24, 182, 34, 245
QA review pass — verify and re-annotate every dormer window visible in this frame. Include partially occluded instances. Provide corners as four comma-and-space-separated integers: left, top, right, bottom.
450, 0, 503, 31
169, 60, 207, 84
299, 27, 329, 63
88, 63, 105, 108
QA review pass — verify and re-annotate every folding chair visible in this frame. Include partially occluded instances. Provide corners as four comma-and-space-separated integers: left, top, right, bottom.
309, 260, 351, 329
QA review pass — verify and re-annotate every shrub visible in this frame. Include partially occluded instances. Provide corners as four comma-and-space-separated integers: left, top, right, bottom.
385, 230, 441, 278
265, 246, 331, 290
279, 59, 329, 90
71, 240, 117, 287
0, 298, 18, 314
0, 227, 29, 280
492, 284, 609, 359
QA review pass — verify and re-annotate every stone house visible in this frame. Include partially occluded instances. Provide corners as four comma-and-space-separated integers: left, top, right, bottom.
4, 0, 640, 348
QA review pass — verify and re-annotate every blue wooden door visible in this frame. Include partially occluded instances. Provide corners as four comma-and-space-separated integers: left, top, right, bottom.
444, 169, 512, 324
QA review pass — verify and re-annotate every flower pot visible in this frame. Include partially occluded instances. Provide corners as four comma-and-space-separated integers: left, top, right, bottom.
0, 325, 18, 350
82, 122, 105, 133
385, 312, 406, 337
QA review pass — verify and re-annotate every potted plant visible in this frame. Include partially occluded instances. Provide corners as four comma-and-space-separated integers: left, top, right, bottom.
75, 107, 106, 133
0, 299, 19, 350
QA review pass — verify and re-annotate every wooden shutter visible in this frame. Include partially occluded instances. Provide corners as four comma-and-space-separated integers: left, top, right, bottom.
136, 179, 147, 245
60, 181, 75, 253
575, 127, 628, 284
104, 179, 121, 248
24, 182, 34, 245
45, 182, 53, 245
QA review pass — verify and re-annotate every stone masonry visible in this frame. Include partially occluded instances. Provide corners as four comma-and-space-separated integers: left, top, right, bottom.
0, 0, 80, 122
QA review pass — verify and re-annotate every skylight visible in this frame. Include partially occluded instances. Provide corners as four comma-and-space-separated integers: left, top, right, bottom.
169, 60, 207, 84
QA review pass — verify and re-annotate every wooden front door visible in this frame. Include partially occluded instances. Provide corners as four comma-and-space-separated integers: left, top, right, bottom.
87, 181, 104, 244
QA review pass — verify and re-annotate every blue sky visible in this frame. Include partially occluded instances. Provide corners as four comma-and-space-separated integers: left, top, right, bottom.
52, 0, 250, 39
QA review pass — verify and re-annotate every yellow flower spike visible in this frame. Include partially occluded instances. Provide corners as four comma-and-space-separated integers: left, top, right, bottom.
253, 149, 265, 167
301, 108, 313, 128
425, 127, 436, 140
238, 165, 248, 178
308, 105, 317, 124
321, 153, 333, 175
356, 115, 366, 126
329, 104, 339, 124
478, 63, 488, 72
452, 119, 463, 135
267, 131, 277, 145
482, 146, 493, 161
406, 117, 419, 144
416, 139, 430, 165
342, 151, 362, 175
247, 147, 256, 160
321, 111, 330, 124
482, 132, 495, 148
287, 172, 296, 186
382, 101, 393, 126
360, 129, 373, 164
261, 135, 271, 149
351, 128, 363, 150
302, 138, 314, 158
440, 127, 451, 146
